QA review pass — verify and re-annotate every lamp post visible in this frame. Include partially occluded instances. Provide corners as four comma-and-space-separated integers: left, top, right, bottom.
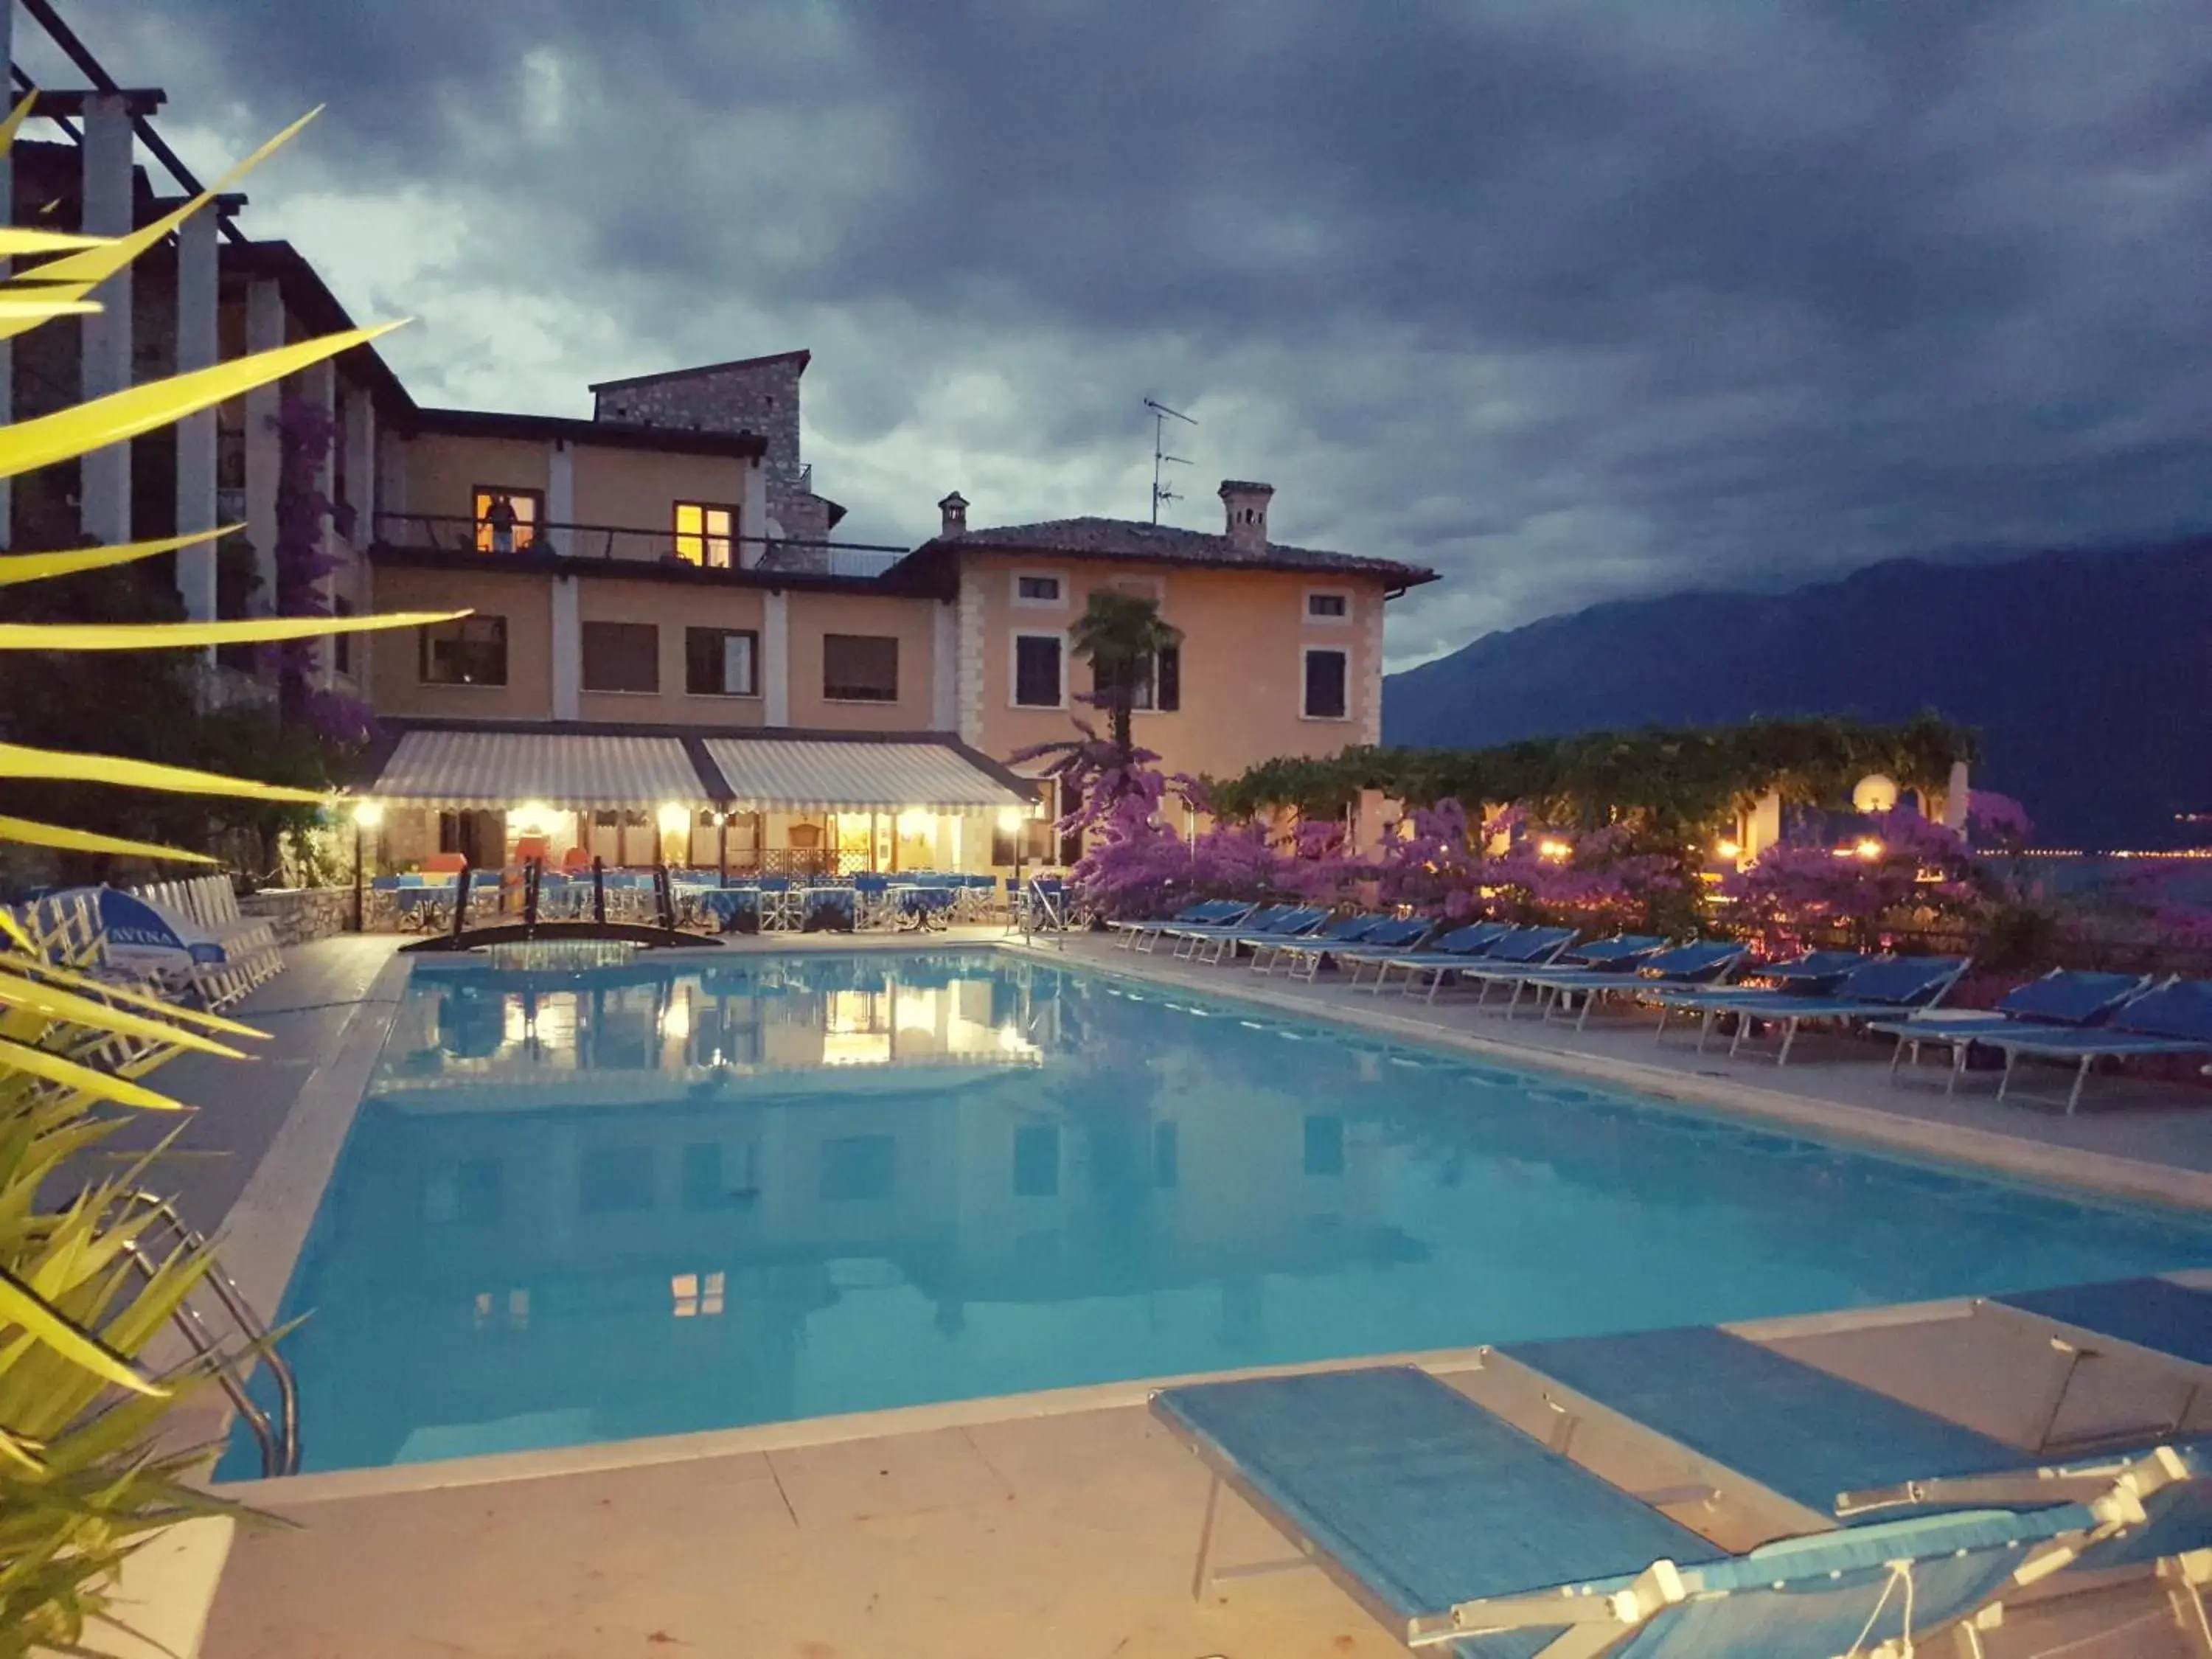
350, 799, 384, 933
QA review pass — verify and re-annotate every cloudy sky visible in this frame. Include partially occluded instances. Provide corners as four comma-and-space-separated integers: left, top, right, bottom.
24, 1, 2211, 665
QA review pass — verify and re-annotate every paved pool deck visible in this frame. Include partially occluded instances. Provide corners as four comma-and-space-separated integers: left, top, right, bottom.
163, 929, 2212, 1658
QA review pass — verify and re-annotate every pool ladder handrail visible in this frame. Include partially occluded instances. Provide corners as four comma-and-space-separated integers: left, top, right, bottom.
107, 1189, 300, 1478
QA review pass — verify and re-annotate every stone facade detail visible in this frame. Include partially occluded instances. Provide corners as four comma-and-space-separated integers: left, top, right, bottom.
592, 351, 836, 547
1361, 602, 1386, 746
956, 573, 986, 748
240, 885, 352, 946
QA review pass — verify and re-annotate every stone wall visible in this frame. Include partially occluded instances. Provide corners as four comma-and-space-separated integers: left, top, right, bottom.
240, 886, 353, 947
592, 355, 833, 544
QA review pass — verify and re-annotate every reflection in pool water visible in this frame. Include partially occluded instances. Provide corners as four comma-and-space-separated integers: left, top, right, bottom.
226, 950, 2212, 1475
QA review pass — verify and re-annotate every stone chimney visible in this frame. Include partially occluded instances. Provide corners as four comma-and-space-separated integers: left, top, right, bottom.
938, 490, 970, 538
1219, 480, 1274, 554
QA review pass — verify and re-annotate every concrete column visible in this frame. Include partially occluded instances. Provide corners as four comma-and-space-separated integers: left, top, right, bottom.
80, 94, 136, 547
546, 439, 574, 556
762, 589, 790, 726
243, 280, 285, 611
931, 599, 956, 730
303, 357, 337, 688
550, 574, 580, 719
1747, 790, 1784, 858
1942, 760, 1971, 830
343, 384, 377, 538
1360, 601, 1386, 745
173, 210, 220, 622
740, 456, 768, 568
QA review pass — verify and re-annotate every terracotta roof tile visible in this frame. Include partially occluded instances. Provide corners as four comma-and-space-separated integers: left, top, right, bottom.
924, 516, 1436, 584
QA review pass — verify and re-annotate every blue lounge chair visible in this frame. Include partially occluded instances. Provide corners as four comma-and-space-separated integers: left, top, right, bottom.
1482, 1324, 2211, 1649
1646, 949, 1881, 1034
1152, 1365, 2133, 1658
1337, 921, 1512, 992
1270, 915, 1435, 983
1451, 935, 1667, 1017
1975, 978, 2212, 1113
1111, 899, 1253, 953
1868, 969, 2156, 1096
1178, 904, 1332, 965
1662, 955, 1972, 1065
1524, 939, 1750, 1030
1411, 925, 1577, 1004
1247, 911, 1386, 974
1156, 902, 1304, 953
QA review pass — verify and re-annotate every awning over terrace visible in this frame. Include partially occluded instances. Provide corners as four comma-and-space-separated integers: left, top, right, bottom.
367, 730, 709, 809
703, 737, 1029, 814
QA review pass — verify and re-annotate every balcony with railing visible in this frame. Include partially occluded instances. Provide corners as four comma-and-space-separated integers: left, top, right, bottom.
371, 513, 905, 580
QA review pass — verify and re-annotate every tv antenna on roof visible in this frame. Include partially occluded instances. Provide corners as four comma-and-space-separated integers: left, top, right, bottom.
1144, 397, 1195, 524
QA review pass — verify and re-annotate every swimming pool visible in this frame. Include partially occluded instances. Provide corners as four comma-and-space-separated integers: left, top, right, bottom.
226, 948, 2212, 1477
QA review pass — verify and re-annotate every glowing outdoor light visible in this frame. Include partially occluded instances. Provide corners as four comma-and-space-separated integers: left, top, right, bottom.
1714, 839, 1742, 860
351, 799, 384, 830
1854, 838, 1885, 860
1537, 838, 1572, 862
655, 801, 692, 837
897, 807, 934, 837
1851, 774, 1899, 814
512, 800, 555, 834
997, 806, 1024, 832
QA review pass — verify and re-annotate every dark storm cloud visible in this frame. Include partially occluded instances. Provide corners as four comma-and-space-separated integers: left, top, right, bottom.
37, 0, 2212, 662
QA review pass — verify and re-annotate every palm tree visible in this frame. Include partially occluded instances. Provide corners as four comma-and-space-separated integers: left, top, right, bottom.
1069, 590, 1181, 762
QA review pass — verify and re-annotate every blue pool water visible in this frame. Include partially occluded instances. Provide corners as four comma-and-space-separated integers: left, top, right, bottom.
226, 949, 2212, 1476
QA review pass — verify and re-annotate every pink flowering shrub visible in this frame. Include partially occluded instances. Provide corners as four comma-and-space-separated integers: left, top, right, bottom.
1966, 790, 2036, 850
1484, 819, 1688, 932
1722, 807, 1992, 947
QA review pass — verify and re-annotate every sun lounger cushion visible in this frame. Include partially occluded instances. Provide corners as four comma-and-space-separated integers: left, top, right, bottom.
1992, 971, 2153, 1025
1500, 1326, 2042, 1523
1996, 1277, 2212, 1368
1154, 1368, 1725, 1625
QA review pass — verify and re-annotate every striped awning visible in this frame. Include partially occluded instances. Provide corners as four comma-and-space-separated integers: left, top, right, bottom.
369, 731, 709, 809
704, 737, 1027, 813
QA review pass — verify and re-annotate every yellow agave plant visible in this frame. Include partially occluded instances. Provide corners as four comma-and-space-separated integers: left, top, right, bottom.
0, 95, 464, 1650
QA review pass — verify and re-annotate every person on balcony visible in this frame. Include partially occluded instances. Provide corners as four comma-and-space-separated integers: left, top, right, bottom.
482, 493, 518, 554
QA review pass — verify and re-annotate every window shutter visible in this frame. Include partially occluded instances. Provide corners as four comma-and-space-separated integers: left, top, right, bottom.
1155, 645, 1180, 712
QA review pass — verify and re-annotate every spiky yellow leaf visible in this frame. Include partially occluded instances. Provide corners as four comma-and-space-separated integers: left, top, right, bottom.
0, 911, 32, 954
0, 526, 240, 588
0, 90, 34, 159
0, 229, 107, 257
0, 960, 265, 1042
0, 297, 100, 321
0, 608, 467, 652
0, 978, 246, 1059
0, 815, 216, 864
0, 1265, 164, 1397
0, 742, 329, 804
0, 1424, 46, 1472
0, 322, 406, 481
0, 109, 324, 344
0, 1037, 185, 1111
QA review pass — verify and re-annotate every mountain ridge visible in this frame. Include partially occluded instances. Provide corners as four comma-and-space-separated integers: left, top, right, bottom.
1380, 538, 2212, 849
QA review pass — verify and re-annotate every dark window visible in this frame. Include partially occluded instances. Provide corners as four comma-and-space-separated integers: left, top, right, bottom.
1090, 645, 1179, 712
473, 486, 544, 553
1016, 574, 1060, 602
1304, 1115, 1346, 1177
990, 819, 1019, 866
420, 616, 507, 686
1057, 782, 1084, 866
333, 595, 353, 676
822, 633, 898, 702
820, 1134, 896, 1201
456, 1158, 504, 1225
1013, 1124, 1060, 1197
685, 627, 758, 696
580, 1146, 654, 1212
1014, 634, 1062, 707
1303, 649, 1348, 720
582, 622, 659, 692
1307, 591, 1349, 619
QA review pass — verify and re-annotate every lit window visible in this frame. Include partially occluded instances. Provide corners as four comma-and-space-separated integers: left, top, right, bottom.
671, 1270, 726, 1318
675, 502, 737, 568
1302, 648, 1349, 720
473, 487, 543, 553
